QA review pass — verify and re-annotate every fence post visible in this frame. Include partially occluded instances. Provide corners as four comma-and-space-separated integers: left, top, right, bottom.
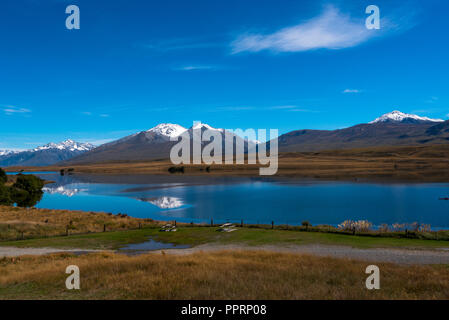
103, 224, 106, 232
174, 220, 177, 227
271, 221, 274, 229
139, 222, 142, 229
211, 219, 213, 227
241, 219, 243, 227
66, 226, 69, 236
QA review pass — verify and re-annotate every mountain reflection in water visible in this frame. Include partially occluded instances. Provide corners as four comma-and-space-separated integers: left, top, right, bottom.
140, 197, 184, 209
30, 172, 449, 229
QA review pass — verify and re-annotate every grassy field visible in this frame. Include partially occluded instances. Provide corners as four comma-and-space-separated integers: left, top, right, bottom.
0, 205, 156, 241
2, 226, 449, 251
2, 205, 449, 250
1, 250, 449, 299
2, 207, 449, 300
8, 145, 449, 182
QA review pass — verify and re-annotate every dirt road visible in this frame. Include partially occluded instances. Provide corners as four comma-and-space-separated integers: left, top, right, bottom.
149, 243, 449, 265
0, 247, 99, 257
2, 243, 449, 265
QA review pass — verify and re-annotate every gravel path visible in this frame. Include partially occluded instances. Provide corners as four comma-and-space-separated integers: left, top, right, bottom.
3, 243, 449, 265
149, 244, 449, 265
0, 247, 99, 257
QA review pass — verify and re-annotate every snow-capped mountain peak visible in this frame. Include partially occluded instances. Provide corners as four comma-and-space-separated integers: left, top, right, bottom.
0, 140, 96, 167
370, 110, 444, 124
33, 140, 95, 152
191, 122, 226, 133
140, 196, 184, 209
0, 150, 18, 156
192, 122, 218, 130
147, 123, 187, 138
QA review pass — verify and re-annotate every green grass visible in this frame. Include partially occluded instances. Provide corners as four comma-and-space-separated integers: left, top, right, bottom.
0, 227, 160, 250
1, 226, 449, 251
153, 227, 449, 249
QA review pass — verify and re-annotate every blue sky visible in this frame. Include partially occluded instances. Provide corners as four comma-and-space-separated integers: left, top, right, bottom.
0, 0, 448, 149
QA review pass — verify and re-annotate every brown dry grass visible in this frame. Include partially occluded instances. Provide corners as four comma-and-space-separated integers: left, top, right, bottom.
10, 145, 449, 182
1, 250, 449, 299
0, 206, 156, 240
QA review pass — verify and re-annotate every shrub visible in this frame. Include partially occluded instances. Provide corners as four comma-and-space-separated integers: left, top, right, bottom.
13, 174, 44, 195
301, 221, 311, 227
338, 220, 372, 232
391, 223, 406, 232
419, 224, 431, 232
0, 168, 7, 184
0, 184, 13, 205
168, 166, 185, 174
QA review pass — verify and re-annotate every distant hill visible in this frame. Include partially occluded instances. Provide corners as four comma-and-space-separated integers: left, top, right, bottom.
277, 111, 449, 152
0, 140, 95, 167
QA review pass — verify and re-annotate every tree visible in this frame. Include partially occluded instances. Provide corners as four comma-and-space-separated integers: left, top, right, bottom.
0, 168, 7, 184
13, 174, 44, 195
0, 184, 12, 205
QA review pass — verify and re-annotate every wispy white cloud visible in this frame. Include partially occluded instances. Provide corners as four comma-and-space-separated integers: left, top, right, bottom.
425, 96, 439, 104
231, 5, 401, 54
342, 89, 361, 94
287, 108, 318, 112
174, 65, 217, 71
266, 105, 298, 110
3, 106, 31, 116
81, 111, 110, 118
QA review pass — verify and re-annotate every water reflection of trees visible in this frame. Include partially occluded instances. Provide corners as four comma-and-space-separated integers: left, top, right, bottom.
0, 173, 45, 208
15, 191, 43, 207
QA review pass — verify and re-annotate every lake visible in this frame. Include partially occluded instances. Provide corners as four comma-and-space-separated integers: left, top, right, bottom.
26, 172, 449, 229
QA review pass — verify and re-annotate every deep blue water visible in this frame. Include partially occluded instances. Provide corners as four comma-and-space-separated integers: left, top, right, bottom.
31, 173, 449, 229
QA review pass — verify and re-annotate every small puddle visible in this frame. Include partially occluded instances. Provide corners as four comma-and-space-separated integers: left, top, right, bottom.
119, 238, 190, 255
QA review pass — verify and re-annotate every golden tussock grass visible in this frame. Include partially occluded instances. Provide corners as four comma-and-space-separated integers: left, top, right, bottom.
1, 250, 449, 299
0, 206, 156, 240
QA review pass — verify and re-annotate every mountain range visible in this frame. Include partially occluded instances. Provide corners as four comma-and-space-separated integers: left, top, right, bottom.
63, 123, 258, 165
0, 140, 95, 167
277, 111, 449, 152
1, 111, 448, 167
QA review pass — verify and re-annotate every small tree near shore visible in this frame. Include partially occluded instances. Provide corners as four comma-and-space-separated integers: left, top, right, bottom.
0, 168, 7, 184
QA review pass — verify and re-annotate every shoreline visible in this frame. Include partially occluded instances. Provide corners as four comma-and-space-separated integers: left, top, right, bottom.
5, 144, 449, 183
1, 206, 449, 248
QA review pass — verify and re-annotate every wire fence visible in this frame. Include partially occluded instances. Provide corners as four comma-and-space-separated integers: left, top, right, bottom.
1, 217, 448, 243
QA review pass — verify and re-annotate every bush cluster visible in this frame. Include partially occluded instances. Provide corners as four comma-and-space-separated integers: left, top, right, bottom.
0, 168, 44, 207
